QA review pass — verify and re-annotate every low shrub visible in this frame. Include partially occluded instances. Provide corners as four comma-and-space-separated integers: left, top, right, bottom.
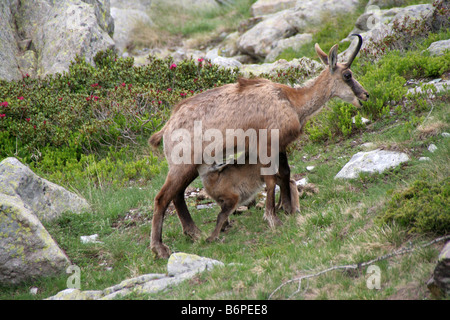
378, 179, 450, 235
0, 50, 238, 188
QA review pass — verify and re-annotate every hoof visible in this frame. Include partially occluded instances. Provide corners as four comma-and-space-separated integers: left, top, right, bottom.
151, 243, 171, 259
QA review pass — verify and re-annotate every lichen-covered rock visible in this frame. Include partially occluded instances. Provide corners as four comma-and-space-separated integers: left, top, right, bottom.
46, 253, 224, 299
0, 157, 90, 222
0, 193, 70, 285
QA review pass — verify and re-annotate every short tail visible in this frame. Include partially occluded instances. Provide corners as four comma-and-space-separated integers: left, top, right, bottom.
149, 128, 165, 148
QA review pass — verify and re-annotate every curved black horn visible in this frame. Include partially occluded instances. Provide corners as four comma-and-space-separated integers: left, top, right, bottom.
346, 34, 363, 68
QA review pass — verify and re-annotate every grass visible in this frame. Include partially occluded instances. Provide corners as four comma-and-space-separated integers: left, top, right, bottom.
129, 0, 256, 51
2, 94, 447, 300
1, 0, 449, 301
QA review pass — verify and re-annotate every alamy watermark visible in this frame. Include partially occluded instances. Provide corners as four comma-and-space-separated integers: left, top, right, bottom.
169, 120, 280, 175
366, 265, 381, 290
66, 265, 81, 290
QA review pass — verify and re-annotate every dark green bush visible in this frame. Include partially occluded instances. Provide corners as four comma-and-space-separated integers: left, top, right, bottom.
378, 179, 450, 235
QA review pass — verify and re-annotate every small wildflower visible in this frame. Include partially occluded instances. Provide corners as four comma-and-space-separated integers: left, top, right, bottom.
91, 83, 99, 87
1, 101, 8, 107
121, 82, 126, 87
167, 88, 172, 92
0, 114, 6, 118
25, 118, 30, 122
18, 96, 24, 100
170, 63, 177, 70
58, 97, 63, 101
158, 101, 162, 104
198, 58, 204, 62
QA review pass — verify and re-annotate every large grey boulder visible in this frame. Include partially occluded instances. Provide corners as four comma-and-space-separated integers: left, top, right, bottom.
335, 149, 409, 179
0, 157, 90, 222
0, 193, 71, 285
0, 0, 115, 80
237, 10, 297, 60
0, 0, 22, 81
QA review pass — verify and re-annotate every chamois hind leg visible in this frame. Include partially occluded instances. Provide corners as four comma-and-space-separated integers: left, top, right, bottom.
277, 152, 299, 214
151, 164, 199, 259
263, 174, 283, 228
172, 166, 202, 240
206, 194, 239, 243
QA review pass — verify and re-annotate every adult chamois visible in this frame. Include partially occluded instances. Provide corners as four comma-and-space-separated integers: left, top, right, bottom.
149, 34, 369, 258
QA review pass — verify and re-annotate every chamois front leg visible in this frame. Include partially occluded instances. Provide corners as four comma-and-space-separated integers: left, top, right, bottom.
277, 152, 299, 214
263, 175, 283, 228
206, 194, 239, 242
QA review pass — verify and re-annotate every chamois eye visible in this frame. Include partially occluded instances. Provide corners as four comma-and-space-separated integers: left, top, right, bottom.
343, 72, 352, 81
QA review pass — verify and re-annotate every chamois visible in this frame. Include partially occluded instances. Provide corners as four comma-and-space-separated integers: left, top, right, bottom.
149, 35, 369, 258
198, 152, 300, 242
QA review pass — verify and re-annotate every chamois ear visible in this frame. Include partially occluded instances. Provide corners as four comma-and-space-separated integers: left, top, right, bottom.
328, 44, 339, 74
315, 43, 328, 65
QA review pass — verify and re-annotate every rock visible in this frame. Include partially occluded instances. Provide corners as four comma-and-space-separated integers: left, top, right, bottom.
240, 56, 322, 77
352, 116, 370, 124
251, 0, 297, 17
0, 0, 115, 80
295, 177, 308, 187
46, 253, 224, 300
237, 10, 297, 59
407, 79, 450, 97
0, 193, 71, 285
426, 39, 450, 56
419, 157, 431, 162
265, 33, 313, 62
360, 142, 376, 150
110, 6, 152, 53
288, 0, 360, 31
80, 234, 103, 244
428, 144, 438, 153
0, 1, 22, 81
427, 241, 450, 298
0, 157, 90, 222
442, 132, 450, 138
47, 288, 104, 300
335, 149, 409, 179
35, 0, 115, 77
340, 3, 435, 62
306, 166, 315, 171
239, 0, 360, 60
167, 252, 224, 277
217, 31, 240, 57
